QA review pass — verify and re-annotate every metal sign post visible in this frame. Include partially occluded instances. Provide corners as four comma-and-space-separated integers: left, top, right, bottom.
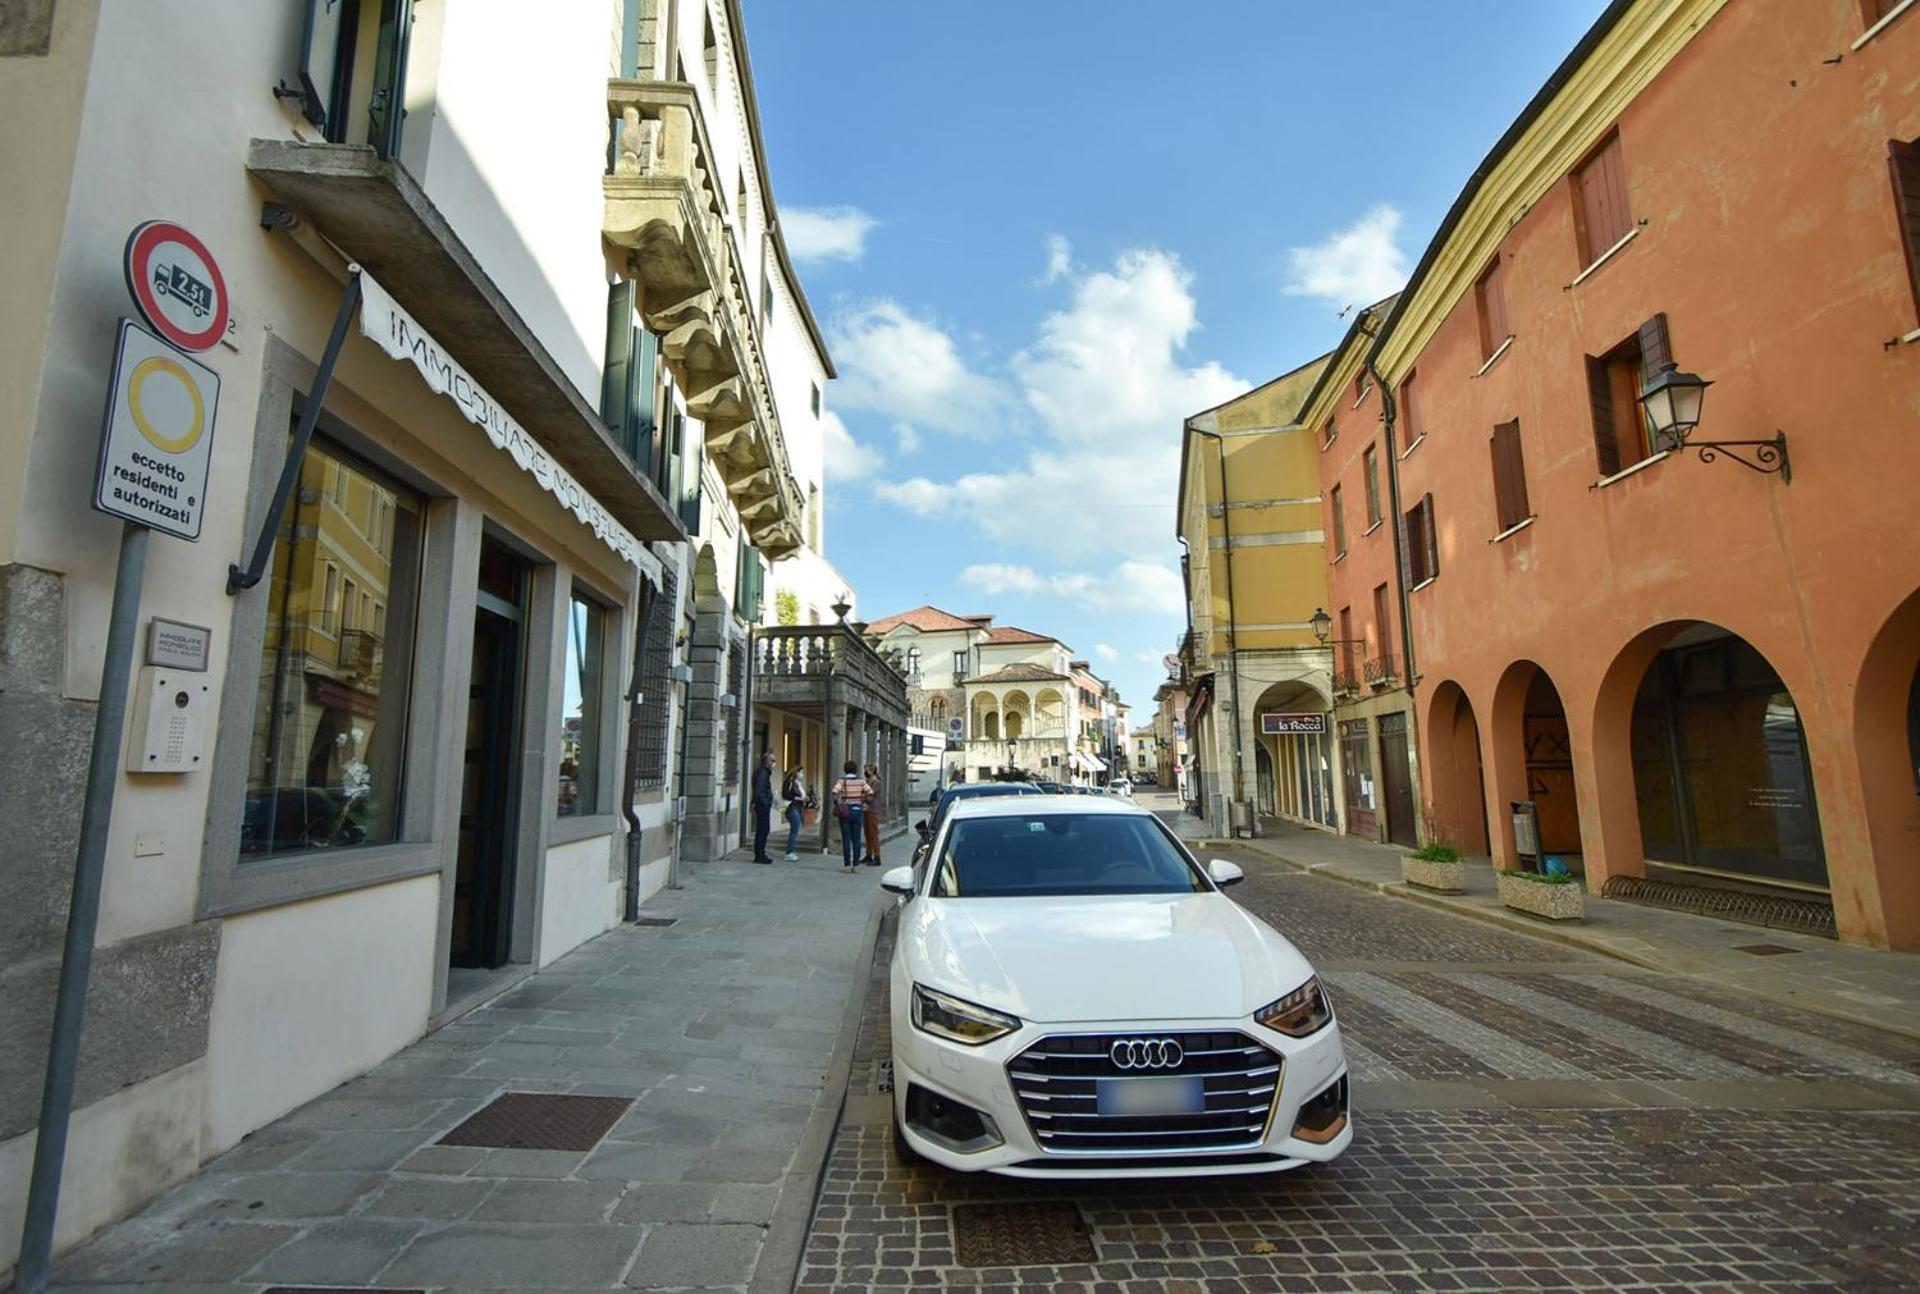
14, 523, 149, 1294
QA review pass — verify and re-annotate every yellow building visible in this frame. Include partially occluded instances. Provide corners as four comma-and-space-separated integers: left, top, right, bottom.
1176, 357, 1334, 837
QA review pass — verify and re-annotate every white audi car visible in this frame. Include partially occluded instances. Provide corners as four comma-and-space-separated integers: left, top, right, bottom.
880, 796, 1350, 1179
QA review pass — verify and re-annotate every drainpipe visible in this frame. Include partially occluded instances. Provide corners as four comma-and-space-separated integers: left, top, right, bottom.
1189, 423, 1246, 832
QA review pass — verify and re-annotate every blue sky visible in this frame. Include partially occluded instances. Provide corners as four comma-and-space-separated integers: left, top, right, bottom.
746, 1, 1608, 715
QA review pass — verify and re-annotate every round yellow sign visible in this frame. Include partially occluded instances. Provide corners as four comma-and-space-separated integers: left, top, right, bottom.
128, 355, 205, 453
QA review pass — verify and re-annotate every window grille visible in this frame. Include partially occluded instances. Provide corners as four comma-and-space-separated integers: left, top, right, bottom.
632, 567, 676, 789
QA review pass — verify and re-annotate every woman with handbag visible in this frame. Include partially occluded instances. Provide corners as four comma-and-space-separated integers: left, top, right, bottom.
862, 762, 885, 867
782, 765, 807, 861
829, 760, 871, 873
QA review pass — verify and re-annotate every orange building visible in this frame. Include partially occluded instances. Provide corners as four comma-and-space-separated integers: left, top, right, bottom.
1367, 0, 1919, 947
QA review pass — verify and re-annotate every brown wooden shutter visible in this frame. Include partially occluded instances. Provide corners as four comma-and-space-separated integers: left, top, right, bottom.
1399, 370, 1417, 441
1637, 313, 1672, 382
1421, 493, 1439, 580
1577, 133, 1631, 262
1396, 503, 1414, 592
1478, 260, 1510, 356
1586, 355, 1620, 477
1491, 420, 1527, 531
1890, 138, 1920, 321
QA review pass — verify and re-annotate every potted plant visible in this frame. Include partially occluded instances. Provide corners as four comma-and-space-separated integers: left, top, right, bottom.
1495, 868, 1585, 920
1402, 841, 1466, 893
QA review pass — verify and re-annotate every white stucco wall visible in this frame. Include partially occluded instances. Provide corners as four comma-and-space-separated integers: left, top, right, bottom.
538, 834, 621, 967
202, 875, 438, 1154
419, 0, 614, 406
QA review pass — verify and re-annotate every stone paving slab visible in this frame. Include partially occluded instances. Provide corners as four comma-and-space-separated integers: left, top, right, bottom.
50, 847, 890, 1292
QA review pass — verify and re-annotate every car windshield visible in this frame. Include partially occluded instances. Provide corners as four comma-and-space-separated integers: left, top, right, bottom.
930, 812, 1207, 898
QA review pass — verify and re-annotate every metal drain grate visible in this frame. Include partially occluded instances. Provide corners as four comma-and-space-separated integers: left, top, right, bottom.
633, 915, 678, 927
1733, 943, 1801, 956
438, 1092, 631, 1151
874, 1058, 894, 1093
265, 1288, 424, 1293
1601, 875, 1836, 938
952, 1201, 1097, 1267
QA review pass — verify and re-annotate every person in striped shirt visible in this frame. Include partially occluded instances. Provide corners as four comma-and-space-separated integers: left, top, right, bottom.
831, 760, 872, 873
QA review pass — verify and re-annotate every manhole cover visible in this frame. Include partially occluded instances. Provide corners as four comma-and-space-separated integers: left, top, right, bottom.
634, 915, 678, 927
439, 1092, 631, 1151
952, 1201, 1097, 1267
1733, 943, 1801, 956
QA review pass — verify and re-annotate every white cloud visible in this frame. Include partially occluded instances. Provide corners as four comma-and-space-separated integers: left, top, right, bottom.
959, 560, 1185, 616
873, 249, 1245, 557
820, 410, 881, 482
1094, 643, 1118, 663
827, 300, 1005, 435
1040, 233, 1073, 284
1283, 204, 1409, 306
781, 205, 877, 264
892, 423, 923, 454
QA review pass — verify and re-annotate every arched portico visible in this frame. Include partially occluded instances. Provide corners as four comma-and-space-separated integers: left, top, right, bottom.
1849, 589, 1920, 947
1424, 680, 1489, 856
1251, 678, 1338, 831
1487, 660, 1582, 871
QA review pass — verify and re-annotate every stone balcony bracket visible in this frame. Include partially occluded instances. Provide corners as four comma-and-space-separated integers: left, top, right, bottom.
604, 78, 802, 557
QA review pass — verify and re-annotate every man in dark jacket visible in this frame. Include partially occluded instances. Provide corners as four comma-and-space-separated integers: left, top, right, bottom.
750, 750, 776, 864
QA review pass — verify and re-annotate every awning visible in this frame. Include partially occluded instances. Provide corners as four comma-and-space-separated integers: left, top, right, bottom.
1071, 752, 1106, 774
246, 139, 685, 546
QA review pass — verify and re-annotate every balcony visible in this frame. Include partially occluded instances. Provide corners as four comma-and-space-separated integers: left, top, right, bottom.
753, 624, 909, 727
337, 628, 384, 679
1332, 667, 1362, 697
603, 79, 803, 558
1364, 654, 1400, 688
245, 141, 684, 544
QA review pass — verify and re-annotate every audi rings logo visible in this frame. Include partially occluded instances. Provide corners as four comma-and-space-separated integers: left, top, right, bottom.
1109, 1037, 1183, 1070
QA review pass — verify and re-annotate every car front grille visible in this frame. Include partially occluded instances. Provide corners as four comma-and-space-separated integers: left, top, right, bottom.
1006, 1030, 1282, 1155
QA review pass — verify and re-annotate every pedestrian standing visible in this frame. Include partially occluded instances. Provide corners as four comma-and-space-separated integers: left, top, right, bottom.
750, 750, 775, 864
782, 764, 807, 861
862, 762, 884, 867
830, 760, 871, 873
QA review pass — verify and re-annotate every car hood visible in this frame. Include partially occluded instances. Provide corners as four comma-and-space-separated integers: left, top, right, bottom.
903, 893, 1313, 1024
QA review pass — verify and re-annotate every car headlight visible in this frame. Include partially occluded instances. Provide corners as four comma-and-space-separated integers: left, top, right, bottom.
1256, 976, 1333, 1037
911, 984, 1020, 1046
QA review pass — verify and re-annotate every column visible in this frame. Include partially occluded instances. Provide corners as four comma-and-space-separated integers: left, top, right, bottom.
679, 609, 729, 863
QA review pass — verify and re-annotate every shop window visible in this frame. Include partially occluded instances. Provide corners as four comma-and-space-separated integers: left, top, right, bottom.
1573, 130, 1632, 267
1489, 420, 1531, 532
559, 590, 608, 817
241, 439, 422, 859
1890, 137, 1920, 324
1363, 445, 1382, 526
1587, 315, 1675, 475
1476, 257, 1510, 358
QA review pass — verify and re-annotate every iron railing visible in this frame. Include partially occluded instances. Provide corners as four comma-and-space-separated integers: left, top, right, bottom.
1364, 654, 1399, 687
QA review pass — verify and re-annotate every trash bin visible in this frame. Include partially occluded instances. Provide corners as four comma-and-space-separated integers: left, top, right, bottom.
1510, 800, 1541, 871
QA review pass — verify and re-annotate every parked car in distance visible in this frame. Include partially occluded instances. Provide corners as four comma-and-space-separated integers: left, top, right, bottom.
1108, 779, 1133, 797
912, 782, 1045, 867
881, 796, 1350, 1178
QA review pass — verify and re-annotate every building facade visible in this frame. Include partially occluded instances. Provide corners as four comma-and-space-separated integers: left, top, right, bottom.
1372, 0, 1920, 949
1177, 362, 1338, 838
0, 0, 849, 1271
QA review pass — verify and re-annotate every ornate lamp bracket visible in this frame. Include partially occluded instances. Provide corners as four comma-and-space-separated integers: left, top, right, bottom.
1676, 431, 1790, 484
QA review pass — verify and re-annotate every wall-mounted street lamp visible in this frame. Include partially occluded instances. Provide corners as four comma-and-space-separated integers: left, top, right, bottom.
1637, 362, 1789, 483
1308, 608, 1366, 647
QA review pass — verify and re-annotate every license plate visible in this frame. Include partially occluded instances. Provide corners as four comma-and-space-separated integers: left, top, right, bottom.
1097, 1075, 1205, 1117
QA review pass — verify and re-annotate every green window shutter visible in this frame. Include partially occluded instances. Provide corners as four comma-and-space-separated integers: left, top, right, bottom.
601, 282, 635, 439
630, 328, 657, 473
679, 418, 703, 534
663, 410, 683, 516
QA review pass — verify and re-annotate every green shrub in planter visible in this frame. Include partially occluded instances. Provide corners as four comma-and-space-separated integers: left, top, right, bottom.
1496, 868, 1584, 920
1403, 842, 1466, 894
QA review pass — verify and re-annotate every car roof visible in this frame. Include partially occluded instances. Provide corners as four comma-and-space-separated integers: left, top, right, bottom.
945, 794, 1151, 821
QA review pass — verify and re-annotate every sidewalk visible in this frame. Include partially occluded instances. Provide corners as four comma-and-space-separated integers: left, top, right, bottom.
1160, 798, 1920, 1040
50, 842, 894, 1293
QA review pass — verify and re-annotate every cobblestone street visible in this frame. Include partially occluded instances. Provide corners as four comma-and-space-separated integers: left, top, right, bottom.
803, 837, 1920, 1292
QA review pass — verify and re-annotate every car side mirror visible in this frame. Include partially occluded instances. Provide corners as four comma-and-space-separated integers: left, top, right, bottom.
1207, 859, 1245, 888
880, 865, 916, 895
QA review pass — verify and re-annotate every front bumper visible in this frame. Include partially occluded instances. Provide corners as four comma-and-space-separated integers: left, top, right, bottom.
890, 994, 1352, 1179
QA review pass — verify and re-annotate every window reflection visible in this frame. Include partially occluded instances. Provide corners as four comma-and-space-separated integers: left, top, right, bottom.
241, 440, 421, 858
559, 592, 606, 817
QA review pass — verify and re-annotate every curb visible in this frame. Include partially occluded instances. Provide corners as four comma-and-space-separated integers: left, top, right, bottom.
750, 889, 887, 1294
1206, 836, 1920, 1045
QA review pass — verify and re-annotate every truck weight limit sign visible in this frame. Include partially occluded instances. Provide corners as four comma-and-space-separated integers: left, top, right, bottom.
123, 220, 229, 352
93, 320, 220, 540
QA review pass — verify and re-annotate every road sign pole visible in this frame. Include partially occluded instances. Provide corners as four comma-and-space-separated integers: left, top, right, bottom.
15, 521, 150, 1294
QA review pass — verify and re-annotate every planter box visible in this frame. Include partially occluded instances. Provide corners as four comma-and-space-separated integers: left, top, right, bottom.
1496, 871, 1585, 921
1402, 856, 1467, 893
